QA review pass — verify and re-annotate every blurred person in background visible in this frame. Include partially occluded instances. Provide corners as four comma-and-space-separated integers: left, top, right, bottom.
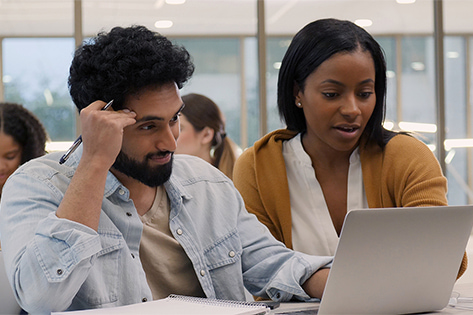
0, 102, 48, 199
0, 102, 47, 252
176, 93, 240, 179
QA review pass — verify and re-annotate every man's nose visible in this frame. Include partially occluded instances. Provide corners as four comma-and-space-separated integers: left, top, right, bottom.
156, 125, 178, 152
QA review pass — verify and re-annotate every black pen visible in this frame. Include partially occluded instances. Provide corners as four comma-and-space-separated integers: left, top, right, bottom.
59, 100, 114, 164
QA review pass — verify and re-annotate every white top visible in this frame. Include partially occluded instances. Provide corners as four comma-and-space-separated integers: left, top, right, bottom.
282, 133, 368, 256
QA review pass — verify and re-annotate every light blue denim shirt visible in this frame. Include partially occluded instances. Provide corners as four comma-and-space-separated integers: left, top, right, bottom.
0, 147, 332, 314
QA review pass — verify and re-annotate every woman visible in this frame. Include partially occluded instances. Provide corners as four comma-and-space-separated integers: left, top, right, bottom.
233, 18, 467, 277
176, 93, 240, 179
0, 102, 48, 198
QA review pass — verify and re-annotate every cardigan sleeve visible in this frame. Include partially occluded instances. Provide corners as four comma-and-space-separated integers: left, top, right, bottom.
390, 135, 447, 207
362, 134, 467, 278
362, 134, 448, 208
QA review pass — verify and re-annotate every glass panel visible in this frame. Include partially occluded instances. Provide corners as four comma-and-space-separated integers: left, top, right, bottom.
3, 37, 76, 141
244, 37, 259, 148
469, 37, 473, 204
376, 36, 397, 123
266, 37, 291, 134
173, 38, 242, 147
444, 0, 473, 205
444, 36, 467, 205
400, 36, 436, 143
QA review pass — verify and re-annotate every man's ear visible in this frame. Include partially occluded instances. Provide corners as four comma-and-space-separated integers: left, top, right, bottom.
200, 126, 215, 145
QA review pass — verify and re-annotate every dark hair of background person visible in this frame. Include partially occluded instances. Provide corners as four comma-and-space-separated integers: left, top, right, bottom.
277, 18, 396, 149
68, 25, 195, 112
181, 93, 239, 179
0, 102, 48, 164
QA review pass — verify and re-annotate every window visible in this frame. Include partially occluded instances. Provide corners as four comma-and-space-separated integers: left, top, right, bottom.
3, 38, 76, 141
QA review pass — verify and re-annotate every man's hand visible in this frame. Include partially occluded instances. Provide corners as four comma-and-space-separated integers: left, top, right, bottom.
56, 100, 136, 231
302, 268, 330, 299
80, 100, 136, 170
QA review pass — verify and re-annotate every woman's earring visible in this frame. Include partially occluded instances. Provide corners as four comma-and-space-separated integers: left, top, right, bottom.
296, 102, 302, 108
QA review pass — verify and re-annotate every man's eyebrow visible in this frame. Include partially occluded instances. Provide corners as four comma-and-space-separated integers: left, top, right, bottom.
135, 103, 185, 123
177, 103, 185, 115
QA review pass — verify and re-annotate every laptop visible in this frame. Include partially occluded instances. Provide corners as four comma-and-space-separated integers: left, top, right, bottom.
0, 250, 22, 314
317, 205, 473, 315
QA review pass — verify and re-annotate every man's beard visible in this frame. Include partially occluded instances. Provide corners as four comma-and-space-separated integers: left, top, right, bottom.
112, 150, 173, 187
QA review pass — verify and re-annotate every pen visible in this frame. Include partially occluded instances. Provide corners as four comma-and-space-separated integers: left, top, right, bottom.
59, 100, 114, 164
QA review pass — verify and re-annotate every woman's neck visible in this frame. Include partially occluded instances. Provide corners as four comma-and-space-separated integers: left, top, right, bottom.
301, 132, 355, 171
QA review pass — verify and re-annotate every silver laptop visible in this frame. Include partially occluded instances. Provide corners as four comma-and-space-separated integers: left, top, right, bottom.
318, 205, 473, 315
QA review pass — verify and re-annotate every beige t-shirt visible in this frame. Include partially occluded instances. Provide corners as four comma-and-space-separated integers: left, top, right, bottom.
139, 186, 205, 300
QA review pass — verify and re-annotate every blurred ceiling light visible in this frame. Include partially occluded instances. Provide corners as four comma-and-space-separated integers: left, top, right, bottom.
355, 19, 373, 28
444, 139, 473, 150
273, 62, 282, 70
445, 149, 456, 164
43, 88, 54, 106
427, 144, 436, 152
386, 70, 396, 78
383, 121, 394, 130
447, 51, 459, 58
398, 121, 437, 133
154, 0, 164, 9
155, 20, 173, 29
166, 0, 186, 4
3, 75, 12, 83
410, 62, 425, 71
396, 0, 416, 3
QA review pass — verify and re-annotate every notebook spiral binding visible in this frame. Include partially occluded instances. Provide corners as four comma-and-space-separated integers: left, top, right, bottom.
168, 294, 271, 309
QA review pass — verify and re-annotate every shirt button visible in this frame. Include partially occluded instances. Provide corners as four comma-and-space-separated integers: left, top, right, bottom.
56, 269, 63, 275
126, 212, 132, 217
131, 253, 135, 259
119, 189, 125, 195
176, 228, 183, 235
229, 250, 235, 258
142, 297, 148, 302
200, 270, 205, 276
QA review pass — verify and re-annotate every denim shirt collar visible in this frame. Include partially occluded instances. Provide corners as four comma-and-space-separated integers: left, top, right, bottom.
165, 173, 193, 201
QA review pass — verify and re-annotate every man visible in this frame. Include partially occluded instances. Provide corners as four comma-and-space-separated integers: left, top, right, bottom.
0, 26, 331, 313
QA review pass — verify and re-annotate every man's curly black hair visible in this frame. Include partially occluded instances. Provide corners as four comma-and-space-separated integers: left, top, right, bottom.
0, 102, 48, 164
68, 25, 195, 111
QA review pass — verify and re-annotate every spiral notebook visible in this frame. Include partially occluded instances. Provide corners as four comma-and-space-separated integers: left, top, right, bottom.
52, 294, 270, 315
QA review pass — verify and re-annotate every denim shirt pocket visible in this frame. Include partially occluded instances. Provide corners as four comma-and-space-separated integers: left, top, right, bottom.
75, 232, 124, 307
203, 229, 243, 270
